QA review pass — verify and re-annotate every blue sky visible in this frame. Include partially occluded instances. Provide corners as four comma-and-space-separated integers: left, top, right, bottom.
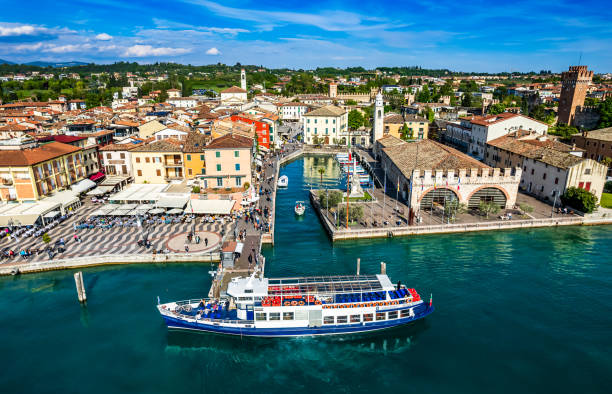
1, 0, 611, 72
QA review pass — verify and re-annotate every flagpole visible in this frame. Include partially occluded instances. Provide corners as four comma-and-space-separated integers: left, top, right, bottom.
382, 166, 386, 226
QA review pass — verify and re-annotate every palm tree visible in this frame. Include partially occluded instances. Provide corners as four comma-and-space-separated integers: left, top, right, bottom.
318, 167, 325, 186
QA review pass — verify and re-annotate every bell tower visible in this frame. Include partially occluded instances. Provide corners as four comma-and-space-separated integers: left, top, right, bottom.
240, 69, 247, 91
373, 91, 384, 142
558, 65, 592, 126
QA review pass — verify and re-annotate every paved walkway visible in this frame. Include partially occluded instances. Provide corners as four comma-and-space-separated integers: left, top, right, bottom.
0, 203, 230, 267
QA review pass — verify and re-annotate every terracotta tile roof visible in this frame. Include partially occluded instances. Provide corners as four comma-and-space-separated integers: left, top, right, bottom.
487, 135, 584, 169
99, 142, 144, 151
131, 138, 183, 152
206, 133, 253, 150
0, 141, 81, 166
382, 136, 489, 177
220, 86, 247, 94
573, 127, 612, 142
183, 132, 210, 153
302, 105, 346, 117
0, 123, 35, 131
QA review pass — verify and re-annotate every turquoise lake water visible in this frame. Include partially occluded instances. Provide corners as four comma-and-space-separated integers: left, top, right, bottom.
1, 156, 611, 394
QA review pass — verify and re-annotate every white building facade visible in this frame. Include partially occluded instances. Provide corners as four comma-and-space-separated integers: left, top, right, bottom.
302, 105, 348, 145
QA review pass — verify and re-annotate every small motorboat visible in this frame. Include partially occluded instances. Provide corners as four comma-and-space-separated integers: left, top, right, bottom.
277, 175, 288, 188
294, 201, 305, 215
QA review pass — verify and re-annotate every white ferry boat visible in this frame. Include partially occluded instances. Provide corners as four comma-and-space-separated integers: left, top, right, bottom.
158, 274, 434, 337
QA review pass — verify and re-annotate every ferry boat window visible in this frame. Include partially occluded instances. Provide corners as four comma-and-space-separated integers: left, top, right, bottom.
350, 315, 361, 323
337, 316, 348, 324
245, 289, 253, 293
238, 297, 253, 301
388, 311, 398, 319
376, 312, 386, 321
363, 313, 373, 322
400, 310, 410, 318
269, 312, 281, 321
255, 312, 267, 321
324, 316, 334, 324
283, 312, 294, 320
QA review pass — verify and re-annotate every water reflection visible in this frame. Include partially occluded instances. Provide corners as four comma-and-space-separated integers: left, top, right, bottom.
301, 155, 343, 188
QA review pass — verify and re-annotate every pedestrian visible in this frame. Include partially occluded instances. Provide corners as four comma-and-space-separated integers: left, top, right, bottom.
205, 238, 208, 246
248, 254, 253, 264
185, 244, 189, 253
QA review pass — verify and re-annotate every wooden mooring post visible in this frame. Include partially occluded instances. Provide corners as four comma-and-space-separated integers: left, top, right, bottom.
356, 258, 361, 276
74, 271, 86, 303
380, 262, 386, 275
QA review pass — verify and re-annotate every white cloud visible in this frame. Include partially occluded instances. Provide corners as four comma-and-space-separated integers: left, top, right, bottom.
95, 33, 113, 41
44, 44, 93, 53
123, 44, 191, 57
205, 47, 220, 55
0, 24, 39, 37
13, 42, 43, 51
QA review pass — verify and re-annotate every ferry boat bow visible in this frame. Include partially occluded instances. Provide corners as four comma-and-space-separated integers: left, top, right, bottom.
158, 274, 434, 337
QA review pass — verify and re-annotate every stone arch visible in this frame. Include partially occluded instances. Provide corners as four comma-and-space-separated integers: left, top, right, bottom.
466, 186, 509, 209
418, 187, 460, 210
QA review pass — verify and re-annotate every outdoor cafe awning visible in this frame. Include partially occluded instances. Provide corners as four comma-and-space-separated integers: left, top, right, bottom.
156, 196, 189, 208
43, 210, 60, 219
166, 208, 184, 215
186, 199, 234, 215
86, 186, 114, 196
72, 178, 97, 194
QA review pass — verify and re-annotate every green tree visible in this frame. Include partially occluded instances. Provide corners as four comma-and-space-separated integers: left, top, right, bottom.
597, 98, 612, 128
348, 109, 364, 130
42, 233, 51, 245
548, 124, 579, 142
444, 200, 467, 223
319, 190, 343, 208
345, 99, 357, 106
479, 201, 500, 218
400, 123, 412, 140
488, 103, 506, 115
461, 93, 473, 107
561, 187, 598, 213
318, 167, 325, 186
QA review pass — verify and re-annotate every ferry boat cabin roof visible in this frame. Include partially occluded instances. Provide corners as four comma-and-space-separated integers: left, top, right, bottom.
227, 274, 396, 298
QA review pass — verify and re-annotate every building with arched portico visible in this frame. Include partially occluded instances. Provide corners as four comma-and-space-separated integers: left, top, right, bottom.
376, 135, 521, 212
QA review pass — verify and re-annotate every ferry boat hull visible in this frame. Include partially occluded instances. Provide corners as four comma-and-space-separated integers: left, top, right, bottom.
160, 304, 434, 337
159, 273, 434, 338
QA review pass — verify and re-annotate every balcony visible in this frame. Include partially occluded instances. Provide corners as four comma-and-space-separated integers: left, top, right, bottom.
164, 160, 183, 167
164, 175, 183, 181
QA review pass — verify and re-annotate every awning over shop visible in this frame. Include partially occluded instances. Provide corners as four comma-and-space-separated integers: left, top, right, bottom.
156, 196, 189, 208
72, 178, 96, 194
166, 208, 184, 215
43, 210, 60, 219
0, 201, 62, 226
86, 186, 114, 196
186, 199, 234, 215
110, 183, 168, 203
89, 172, 105, 182
149, 208, 165, 214
42, 190, 80, 210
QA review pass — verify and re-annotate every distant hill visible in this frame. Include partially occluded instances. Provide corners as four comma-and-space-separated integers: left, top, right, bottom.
0, 59, 15, 65
24, 61, 88, 68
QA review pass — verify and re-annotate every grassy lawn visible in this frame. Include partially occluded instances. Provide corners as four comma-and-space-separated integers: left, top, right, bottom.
344, 191, 373, 202
601, 193, 612, 208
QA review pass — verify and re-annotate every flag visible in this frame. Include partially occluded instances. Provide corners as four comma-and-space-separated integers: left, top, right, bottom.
409, 178, 413, 193
397, 176, 400, 192
421, 178, 424, 191
457, 177, 461, 191
429, 294, 433, 307
446, 180, 448, 187
433, 180, 437, 190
